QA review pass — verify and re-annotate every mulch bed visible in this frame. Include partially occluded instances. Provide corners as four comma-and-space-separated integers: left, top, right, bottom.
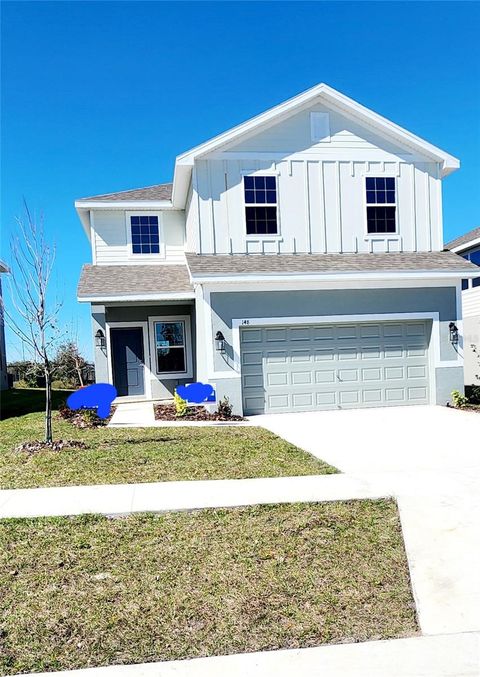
15, 440, 88, 454
154, 403, 244, 422
447, 403, 480, 414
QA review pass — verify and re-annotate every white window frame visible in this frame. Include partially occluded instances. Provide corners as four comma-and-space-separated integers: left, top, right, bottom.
148, 315, 193, 379
126, 211, 165, 260
363, 176, 399, 238
242, 171, 282, 241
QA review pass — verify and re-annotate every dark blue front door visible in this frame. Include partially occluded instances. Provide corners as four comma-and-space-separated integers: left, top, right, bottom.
111, 328, 145, 397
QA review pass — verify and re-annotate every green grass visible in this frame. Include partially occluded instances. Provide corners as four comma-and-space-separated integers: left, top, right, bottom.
0, 500, 418, 674
0, 388, 73, 420
0, 412, 337, 489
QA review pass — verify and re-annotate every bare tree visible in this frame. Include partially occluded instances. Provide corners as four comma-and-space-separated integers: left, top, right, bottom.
4, 204, 63, 442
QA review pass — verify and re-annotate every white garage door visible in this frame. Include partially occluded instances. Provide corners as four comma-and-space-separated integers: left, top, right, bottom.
241, 320, 431, 415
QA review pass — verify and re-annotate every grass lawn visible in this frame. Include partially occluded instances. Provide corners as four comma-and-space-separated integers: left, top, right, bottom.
0, 388, 73, 420
0, 411, 336, 489
0, 500, 418, 674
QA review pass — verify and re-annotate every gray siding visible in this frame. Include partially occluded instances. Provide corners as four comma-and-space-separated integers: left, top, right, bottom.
463, 314, 480, 386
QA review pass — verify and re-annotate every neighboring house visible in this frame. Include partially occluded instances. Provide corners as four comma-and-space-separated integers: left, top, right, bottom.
75, 83, 478, 415
0, 261, 9, 391
446, 227, 480, 389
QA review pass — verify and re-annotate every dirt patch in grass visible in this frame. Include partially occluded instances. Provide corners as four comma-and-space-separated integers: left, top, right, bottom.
0, 500, 418, 674
154, 403, 244, 422
15, 440, 88, 454
0, 413, 337, 489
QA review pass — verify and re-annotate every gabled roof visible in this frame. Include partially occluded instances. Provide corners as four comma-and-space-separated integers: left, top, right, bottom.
445, 227, 480, 253
172, 83, 459, 206
185, 251, 478, 280
77, 183, 172, 203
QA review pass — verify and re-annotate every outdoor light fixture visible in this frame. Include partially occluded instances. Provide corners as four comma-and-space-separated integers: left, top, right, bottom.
449, 322, 459, 345
214, 331, 226, 353
95, 329, 106, 349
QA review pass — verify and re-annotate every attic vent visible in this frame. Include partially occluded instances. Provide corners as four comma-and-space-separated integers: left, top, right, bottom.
310, 112, 330, 142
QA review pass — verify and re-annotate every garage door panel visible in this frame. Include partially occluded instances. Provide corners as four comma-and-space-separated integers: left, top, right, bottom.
241, 320, 430, 414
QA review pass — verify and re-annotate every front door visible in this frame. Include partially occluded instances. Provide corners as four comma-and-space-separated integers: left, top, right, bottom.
110, 328, 145, 396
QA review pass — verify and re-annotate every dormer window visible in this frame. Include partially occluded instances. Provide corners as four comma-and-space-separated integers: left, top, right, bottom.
244, 176, 278, 235
130, 215, 160, 254
366, 177, 397, 234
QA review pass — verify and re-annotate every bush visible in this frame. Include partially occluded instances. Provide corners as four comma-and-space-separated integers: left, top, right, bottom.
57, 402, 106, 428
466, 385, 480, 404
451, 390, 468, 408
217, 396, 233, 418
174, 392, 189, 418
14, 379, 30, 389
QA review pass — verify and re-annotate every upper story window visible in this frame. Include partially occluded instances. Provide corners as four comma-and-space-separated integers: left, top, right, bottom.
244, 176, 278, 235
130, 215, 160, 254
462, 250, 480, 289
366, 177, 396, 234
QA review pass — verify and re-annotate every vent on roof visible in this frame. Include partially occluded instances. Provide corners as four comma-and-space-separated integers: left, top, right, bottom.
310, 112, 330, 142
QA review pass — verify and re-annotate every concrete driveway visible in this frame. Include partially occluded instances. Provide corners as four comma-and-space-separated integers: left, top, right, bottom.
253, 405, 480, 638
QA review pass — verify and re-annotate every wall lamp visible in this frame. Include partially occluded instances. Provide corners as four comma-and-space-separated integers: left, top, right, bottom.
448, 322, 459, 345
95, 329, 106, 349
214, 331, 226, 353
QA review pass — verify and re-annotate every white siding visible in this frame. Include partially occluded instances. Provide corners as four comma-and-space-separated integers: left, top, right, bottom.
462, 288, 480, 318
92, 209, 186, 265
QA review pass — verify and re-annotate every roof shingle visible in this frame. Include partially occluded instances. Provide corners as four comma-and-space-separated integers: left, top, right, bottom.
78, 264, 193, 299
186, 251, 478, 276
445, 227, 480, 251
77, 183, 173, 203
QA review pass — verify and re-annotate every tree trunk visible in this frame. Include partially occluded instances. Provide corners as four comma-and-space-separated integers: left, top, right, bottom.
75, 359, 85, 387
45, 368, 53, 443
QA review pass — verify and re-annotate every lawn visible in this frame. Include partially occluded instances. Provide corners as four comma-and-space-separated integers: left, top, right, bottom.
0, 500, 418, 674
0, 388, 73, 420
0, 411, 336, 489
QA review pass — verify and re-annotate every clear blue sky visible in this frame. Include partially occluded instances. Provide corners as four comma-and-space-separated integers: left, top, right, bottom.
2, 1, 479, 361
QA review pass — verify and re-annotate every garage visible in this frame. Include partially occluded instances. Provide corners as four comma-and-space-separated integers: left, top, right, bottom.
240, 320, 431, 415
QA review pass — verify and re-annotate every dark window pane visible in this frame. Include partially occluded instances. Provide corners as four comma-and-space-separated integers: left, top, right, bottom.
149, 216, 158, 225
366, 191, 376, 204
386, 190, 396, 204
132, 234, 141, 244
244, 176, 254, 189
155, 322, 184, 347
265, 176, 276, 189
376, 191, 386, 203
132, 244, 141, 254
150, 232, 159, 243
375, 177, 386, 189
473, 277, 480, 288
462, 279, 469, 290
131, 225, 140, 234
246, 206, 277, 235
469, 250, 480, 266
386, 177, 395, 190
140, 234, 150, 243
253, 176, 265, 189
131, 216, 140, 225
139, 216, 148, 225
256, 190, 266, 203
367, 206, 396, 234
245, 190, 255, 204
266, 190, 276, 204
150, 243, 160, 253
366, 177, 375, 190
157, 347, 186, 373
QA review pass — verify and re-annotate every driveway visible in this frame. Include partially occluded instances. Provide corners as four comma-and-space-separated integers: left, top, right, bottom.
254, 405, 480, 638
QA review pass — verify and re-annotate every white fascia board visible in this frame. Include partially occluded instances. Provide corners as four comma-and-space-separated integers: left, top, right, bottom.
78, 291, 195, 303
450, 236, 480, 253
76, 208, 92, 240
74, 200, 175, 210
191, 270, 479, 285
174, 83, 459, 175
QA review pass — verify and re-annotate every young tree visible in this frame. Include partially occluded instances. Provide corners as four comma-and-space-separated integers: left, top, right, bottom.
4, 204, 63, 442
54, 341, 87, 387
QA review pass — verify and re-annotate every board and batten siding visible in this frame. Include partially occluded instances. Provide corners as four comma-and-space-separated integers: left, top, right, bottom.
92, 210, 186, 265
191, 102, 443, 255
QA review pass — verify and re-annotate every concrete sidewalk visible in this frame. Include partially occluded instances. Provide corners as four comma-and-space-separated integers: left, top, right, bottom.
17, 632, 480, 677
0, 473, 383, 519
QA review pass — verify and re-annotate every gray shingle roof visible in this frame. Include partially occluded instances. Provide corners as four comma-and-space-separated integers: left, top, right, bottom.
77, 183, 173, 203
78, 264, 193, 299
186, 251, 478, 276
445, 227, 480, 251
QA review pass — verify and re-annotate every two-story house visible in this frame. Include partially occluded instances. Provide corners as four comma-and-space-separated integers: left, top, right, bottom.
76, 83, 478, 415
446, 227, 480, 391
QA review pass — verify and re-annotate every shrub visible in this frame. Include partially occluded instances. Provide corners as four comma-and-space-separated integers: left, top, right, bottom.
217, 396, 233, 418
14, 379, 30, 389
51, 379, 75, 390
468, 385, 480, 404
451, 390, 468, 408
174, 392, 189, 417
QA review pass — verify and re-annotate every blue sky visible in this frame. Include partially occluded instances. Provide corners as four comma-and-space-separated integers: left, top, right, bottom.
2, 1, 479, 361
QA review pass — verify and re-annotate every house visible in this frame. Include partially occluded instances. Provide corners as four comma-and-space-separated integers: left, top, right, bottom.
446, 227, 480, 390
75, 83, 478, 415
0, 261, 9, 391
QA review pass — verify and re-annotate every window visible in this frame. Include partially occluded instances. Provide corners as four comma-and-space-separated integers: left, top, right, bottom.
130, 215, 160, 254
462, 251, 480, 289
462, 279, 469, 291
244, 176, 278, 235
366, 177, 397, 234
154, 321, 187, 374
